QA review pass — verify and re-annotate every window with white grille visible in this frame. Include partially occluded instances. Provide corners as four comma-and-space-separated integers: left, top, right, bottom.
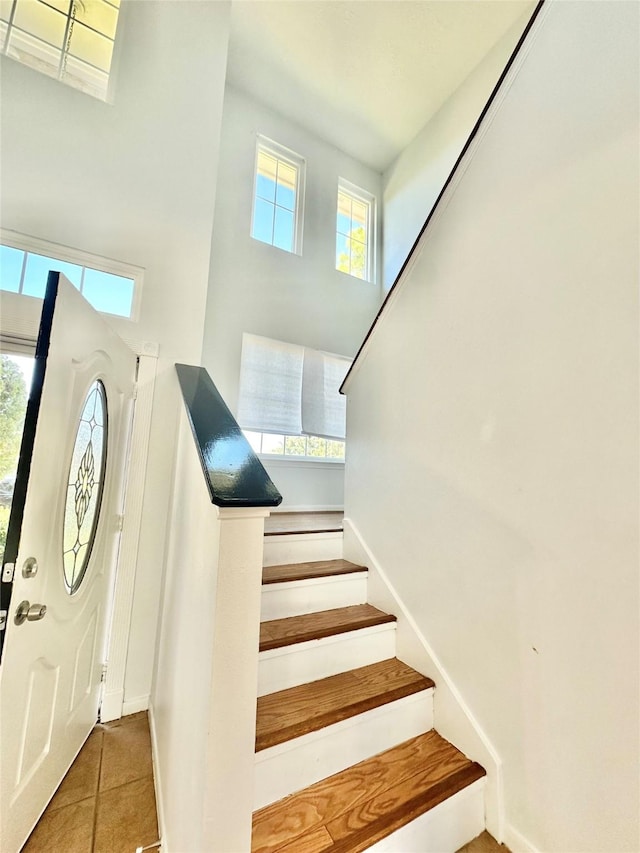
251, 137, 305, 255
0, 0, 121, 101
336, 180, 376, 282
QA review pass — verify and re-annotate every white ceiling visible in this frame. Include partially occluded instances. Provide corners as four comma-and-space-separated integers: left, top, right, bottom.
226, 1, 535, 173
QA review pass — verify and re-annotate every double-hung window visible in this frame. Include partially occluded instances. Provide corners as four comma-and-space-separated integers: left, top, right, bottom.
1, 0, 121, 101
251, 137, 305, 255
336, 180, 375, 282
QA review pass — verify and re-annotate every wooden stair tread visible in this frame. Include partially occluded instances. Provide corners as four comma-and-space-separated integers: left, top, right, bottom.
262, 559, 366, 585
259, 605, 395, 652
256, 658, 434, 751
252, 730, 486, 853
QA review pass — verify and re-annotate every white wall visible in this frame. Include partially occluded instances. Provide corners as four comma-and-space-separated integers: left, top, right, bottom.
343, 3, 639, 851
261, 459, 344, 511
201, 85, 383, 509
382, 5, 534, 288
151, 390, 266, 852
0, 1, 231, 710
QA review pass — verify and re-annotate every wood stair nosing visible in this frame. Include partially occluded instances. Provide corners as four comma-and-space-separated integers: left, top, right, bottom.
255, 658, 435, 752
259, 604, 396, 653
262, 559, 367, 586
251, 730, 486, 853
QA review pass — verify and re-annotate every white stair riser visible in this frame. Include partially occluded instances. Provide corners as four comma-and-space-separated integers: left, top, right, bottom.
254, 691, 434, 809
260, 573, 368, 621
365, 778, 485, 853
263, 532, 343, 567
258, 624, 397, 696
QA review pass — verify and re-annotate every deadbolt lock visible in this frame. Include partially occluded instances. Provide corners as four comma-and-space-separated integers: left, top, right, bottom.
22, 557, 38, 579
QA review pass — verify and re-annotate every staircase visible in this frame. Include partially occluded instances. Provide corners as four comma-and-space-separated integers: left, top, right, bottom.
252, 519, 487, 852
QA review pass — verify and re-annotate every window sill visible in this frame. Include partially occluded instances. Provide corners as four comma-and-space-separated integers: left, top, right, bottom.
259, 455, 345, 470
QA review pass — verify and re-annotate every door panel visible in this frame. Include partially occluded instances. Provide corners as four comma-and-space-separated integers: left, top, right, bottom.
0, 273, 136, 852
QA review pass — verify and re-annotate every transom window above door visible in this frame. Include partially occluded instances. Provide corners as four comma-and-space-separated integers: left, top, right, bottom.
0, 231, 142, 319
251, 136, 305, 255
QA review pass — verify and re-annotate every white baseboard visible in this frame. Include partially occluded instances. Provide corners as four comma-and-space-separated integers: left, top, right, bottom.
122, 694, 150, 715
342, 517, 504, 841
148, 702, 167, 853
269, 504, 344, 513
504, 824, 539, 853
100, 688, 124, 722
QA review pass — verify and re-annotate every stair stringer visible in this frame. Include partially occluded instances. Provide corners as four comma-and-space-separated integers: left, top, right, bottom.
343, 516, 504, 843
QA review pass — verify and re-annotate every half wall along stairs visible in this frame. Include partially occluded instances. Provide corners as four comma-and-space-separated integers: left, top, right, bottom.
252, 515, 487, 852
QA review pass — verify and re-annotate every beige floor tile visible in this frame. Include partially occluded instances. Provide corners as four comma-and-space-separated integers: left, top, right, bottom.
457, 830, 511, 853
94, 776, 159, 853
48, 730, 103, 812
22, 797, 95, 853
99, 713, 153, 791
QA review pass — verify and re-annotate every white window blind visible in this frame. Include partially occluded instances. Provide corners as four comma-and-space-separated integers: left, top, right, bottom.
237, 334, 304, 435
301, 348, 350, 440
237, 334, 351, 441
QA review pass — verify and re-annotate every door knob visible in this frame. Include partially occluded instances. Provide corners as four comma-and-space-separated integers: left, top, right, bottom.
14, 600, 47, 626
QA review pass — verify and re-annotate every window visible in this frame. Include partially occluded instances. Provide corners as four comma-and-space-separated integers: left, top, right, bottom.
0, 0, 121, 101
336, 180, 375, 282
243, 431, 345, 462
251, 137, 305, 255
0, 232, 142, 319
237, 334, 351, 461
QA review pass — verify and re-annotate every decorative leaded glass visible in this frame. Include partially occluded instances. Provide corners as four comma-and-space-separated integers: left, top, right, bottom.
62, 380, 108, 594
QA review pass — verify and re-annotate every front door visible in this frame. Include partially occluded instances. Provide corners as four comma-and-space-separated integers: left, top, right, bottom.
0, 274, 137, 852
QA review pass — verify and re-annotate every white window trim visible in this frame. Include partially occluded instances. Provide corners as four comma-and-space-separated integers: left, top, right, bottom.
251, 135, 306, 256
336, 178, 377, 284
260, 457, 345, 470
0, 229, 144, 321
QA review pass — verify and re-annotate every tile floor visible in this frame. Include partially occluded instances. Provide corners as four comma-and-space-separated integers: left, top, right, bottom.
21, 710, 507, 853
22, 711, 159, 853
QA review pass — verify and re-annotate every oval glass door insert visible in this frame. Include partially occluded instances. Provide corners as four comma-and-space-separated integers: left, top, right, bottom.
62, 380, 108, 594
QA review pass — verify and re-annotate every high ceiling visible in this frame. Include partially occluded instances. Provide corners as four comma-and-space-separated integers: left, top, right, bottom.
226, 1, 535, 173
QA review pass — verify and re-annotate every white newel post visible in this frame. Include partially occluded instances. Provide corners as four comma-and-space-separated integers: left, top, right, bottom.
202, 506, 270, 852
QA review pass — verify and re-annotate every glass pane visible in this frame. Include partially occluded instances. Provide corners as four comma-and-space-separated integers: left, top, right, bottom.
336, 211, 351, 236
284, 435, 306, 456
256, 151, 277, 202
12, 0, 67, 47
350, 242, 366, 279
252, 198, 275, 245
261, 434, 284, 455
62, 53, 108, 97
0, 0, 15, 22
275, 162, 296, 211
67, 19, 113, 71
6, 26, 61, 73
73, 0, 117, 38
307, 436, 327, 457
273, 206, 294, 252
81, 268, 134, 317
62, 379, 108, 594
337, 192, 351, 222
326, 440, 345, 460
0, 245, 25, 292
22, 252, 82, 297
351, 199, 368, 230
42, 0, 72, 13
242, 430, 262, 453
336, 233, 350, 274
